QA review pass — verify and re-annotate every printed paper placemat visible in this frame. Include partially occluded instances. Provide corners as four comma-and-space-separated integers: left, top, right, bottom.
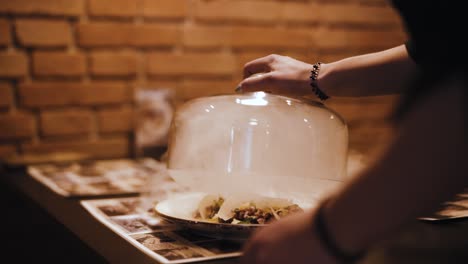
27, 158, 166, 198
419, 190, 468, 221
81, 196, 242, 264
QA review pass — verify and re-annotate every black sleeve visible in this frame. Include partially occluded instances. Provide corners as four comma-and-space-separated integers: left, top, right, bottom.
404, 39, 419, 65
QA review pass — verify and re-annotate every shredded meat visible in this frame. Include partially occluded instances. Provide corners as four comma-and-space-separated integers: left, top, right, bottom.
194, 197, 304, 224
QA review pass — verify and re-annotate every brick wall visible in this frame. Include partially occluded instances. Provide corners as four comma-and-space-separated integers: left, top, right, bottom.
0, 0, 406, 161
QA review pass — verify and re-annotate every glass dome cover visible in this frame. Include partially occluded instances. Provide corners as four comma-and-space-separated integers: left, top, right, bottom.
166, 92, 348, 205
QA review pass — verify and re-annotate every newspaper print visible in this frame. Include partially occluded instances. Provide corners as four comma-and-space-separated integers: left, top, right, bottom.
81, 197, 242, 264
27, 158, 167, 198
420, 189, 468, 221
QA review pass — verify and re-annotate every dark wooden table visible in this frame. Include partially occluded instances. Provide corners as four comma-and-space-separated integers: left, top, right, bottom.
1, 164, 467, 264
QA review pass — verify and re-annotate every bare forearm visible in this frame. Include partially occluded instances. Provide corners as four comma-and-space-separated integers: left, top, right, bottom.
324, 81, 467, 254
319, 45, 419, 97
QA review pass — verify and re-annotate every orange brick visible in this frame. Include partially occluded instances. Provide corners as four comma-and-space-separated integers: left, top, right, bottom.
314, 28, 358, 50
0, 18, 10, 46
194, 0, 280, 23
77, 22, 131, 47
0, 82, 14, 108
327, 97, 397, 123
137, 83, 181, 105
317, 51, 362, 63
366, 5, 401, 25
0, 145, 16, 159
331, 95, 400, 105
147, 52, 235, 77
22, 137, 130, 159
314, 28, 406, 51
40, 109, 92, 136
88, 0, 139, 17
90, 52, 138, 77
320, 3, 401, 25
141, 80, 180, 91
0, 52, 28, 78
0, 112, 35, 139
359, 0, 390, 7
348, 120, 394, 152
183, 25, 231, 48
179, 80, 236, 100
132, 24, 180, 47
230, 26, 312, 49
98, 107, 133, 133
352, 30, 407, 51
16, 19, 71, 47
77, 22, 179, 47
142, 0, 188, 19
33, 51, 86, 77
18, 82, 132, 107
0, 0, 84, 16
281, 2, 319, 24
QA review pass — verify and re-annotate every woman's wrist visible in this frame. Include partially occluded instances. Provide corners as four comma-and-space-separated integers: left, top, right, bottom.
316, 62, 335, 97
309, 62, 330, 101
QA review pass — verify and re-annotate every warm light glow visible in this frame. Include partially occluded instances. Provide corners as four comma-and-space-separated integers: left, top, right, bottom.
237, 92, 268, 106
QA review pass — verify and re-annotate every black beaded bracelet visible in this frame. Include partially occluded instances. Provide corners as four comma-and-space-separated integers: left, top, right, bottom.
310, 62, 330, 101
313, 199, 366, 263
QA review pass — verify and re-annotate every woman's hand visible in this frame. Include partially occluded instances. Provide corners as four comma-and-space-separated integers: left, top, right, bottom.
240, 209, 338, 264
238, 54, 315, 96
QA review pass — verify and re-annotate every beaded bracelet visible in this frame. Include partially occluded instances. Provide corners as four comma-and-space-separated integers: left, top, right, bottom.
310, 62, 330, 101
313, 199, 366, 263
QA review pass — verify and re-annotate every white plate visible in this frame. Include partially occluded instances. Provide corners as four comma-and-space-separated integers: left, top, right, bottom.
154, 192, 265, 241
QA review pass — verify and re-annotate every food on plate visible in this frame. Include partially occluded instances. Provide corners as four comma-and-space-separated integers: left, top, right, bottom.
193, 194, 304, 224
195, 194, 225, 219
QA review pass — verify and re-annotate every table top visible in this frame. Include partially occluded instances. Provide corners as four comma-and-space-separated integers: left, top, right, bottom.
2, 164, 468, 264
1, 166, 237, 264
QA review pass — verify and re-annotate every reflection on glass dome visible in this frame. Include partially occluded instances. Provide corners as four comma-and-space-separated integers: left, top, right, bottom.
235, 91, 268, 106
